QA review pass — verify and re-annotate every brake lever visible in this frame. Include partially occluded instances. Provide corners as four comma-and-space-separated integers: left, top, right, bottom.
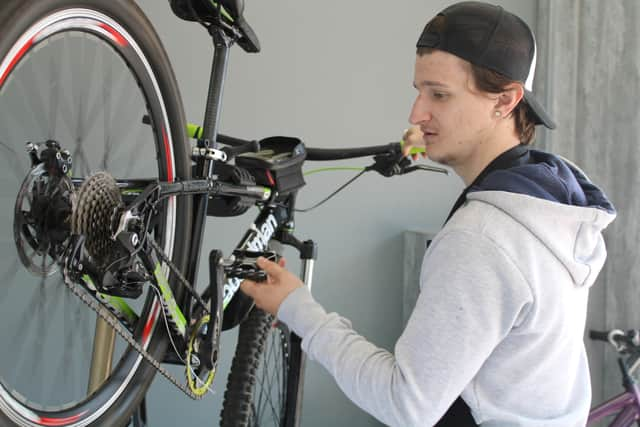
401, 164, 449, 175
367, 153, 449, 177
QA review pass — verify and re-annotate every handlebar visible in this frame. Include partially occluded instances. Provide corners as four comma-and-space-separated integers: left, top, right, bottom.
590, 329, 640, 353
183, 123, 442, 176
186, 122, 427, 160
305, 141, 426, 161
305, 143, 402, 161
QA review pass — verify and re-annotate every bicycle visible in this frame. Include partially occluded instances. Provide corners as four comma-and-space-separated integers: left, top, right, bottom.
588, 329, 640, 426
0, 1, 442, 426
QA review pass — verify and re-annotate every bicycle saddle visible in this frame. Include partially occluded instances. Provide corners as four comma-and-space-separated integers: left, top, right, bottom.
169, 0, 260, 53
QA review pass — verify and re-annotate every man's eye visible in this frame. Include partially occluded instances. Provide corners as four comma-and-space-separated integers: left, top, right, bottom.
432, 92, 448, 100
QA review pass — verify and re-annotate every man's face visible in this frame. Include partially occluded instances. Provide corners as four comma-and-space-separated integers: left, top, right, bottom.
409, 50, 497, 168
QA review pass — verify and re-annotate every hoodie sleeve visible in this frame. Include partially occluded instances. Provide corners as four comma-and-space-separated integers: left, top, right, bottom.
277, 229, 533, 426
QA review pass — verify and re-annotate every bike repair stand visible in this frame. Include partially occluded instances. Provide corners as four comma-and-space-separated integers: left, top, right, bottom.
276, 229, 318, 427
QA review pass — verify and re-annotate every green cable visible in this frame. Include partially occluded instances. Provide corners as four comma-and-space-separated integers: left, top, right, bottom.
304, 167, 364, 176
209, 1, 234, 22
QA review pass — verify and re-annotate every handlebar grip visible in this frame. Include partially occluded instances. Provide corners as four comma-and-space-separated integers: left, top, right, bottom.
400, 139, 426, 156
305, 143, 401, 161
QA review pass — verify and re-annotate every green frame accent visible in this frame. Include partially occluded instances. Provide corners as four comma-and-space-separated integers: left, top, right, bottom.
99, 294, 138, 326
81, 274, 139, 327
187, 122, 204, 140
210, 1, 234, 22
153, 263, 188, 337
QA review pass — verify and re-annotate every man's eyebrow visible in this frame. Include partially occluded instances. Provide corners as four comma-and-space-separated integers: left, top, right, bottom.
413, 80, 450, 89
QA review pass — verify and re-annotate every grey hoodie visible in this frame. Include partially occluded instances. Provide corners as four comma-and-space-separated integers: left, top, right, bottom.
277, 148, 616, 426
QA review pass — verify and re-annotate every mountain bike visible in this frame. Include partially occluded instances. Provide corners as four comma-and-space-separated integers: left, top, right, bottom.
588, 329, 640, 426
0, 1, 442, 426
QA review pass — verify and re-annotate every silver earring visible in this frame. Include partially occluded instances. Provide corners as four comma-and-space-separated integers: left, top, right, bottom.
494, 111, 501, 117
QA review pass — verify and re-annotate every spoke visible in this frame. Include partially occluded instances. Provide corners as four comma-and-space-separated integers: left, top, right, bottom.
103, 66, 143, 169
38, 277, 66, 404
122, 124, 148, 177
78, 38, 108, 150
26, 247, 40, 265
55, 36, 80, 147
0, 259, 20, 306
9, 278, 58, 399
48, 37, 63, 140
22, 50, 51, 138
255, 346, 270, 420
261, 328, 282, 423
102, 44, 113, 170
47, 278, 78, 402
0, 140, 27, 182
13, 62, 47, 138
68, 279, 91, 400
73, 144, 92, 177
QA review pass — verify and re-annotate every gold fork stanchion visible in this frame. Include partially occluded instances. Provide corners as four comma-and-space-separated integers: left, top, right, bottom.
87, 317, 116, 394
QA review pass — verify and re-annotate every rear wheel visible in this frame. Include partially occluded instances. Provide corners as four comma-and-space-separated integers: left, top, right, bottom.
0, 0, 191, 425
221, 306, 305, 427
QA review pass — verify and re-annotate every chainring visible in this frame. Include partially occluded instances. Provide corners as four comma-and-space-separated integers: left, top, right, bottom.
186, 314, 217, 396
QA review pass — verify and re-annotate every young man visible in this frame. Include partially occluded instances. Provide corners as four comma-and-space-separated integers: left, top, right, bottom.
241, 2, 616, 425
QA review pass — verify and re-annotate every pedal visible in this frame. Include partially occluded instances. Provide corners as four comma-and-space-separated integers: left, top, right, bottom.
224, 250, 280, 282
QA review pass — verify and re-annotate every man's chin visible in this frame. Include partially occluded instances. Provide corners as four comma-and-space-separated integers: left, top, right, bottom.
426, 151, 453, 166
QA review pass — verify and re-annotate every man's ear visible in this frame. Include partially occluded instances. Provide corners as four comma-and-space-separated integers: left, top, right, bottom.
494, 83, 524, 117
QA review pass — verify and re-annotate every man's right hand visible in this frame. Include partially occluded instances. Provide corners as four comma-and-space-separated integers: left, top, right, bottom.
402, 126, 427, 161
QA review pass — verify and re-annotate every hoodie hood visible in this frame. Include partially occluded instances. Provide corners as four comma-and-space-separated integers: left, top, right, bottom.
469, 150, 615, 214
464, 149, 616, 288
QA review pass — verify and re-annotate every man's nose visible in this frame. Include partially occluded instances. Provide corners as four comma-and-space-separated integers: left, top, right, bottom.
409, 96, 432, 125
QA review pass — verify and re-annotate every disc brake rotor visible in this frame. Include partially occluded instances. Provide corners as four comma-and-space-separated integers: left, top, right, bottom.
14, 163, 75, 277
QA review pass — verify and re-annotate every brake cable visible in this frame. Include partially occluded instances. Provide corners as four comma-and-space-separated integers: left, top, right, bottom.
295, 158, 447, 213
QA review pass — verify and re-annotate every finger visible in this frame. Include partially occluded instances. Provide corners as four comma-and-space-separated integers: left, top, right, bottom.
240, 279, 259, 298
256, 256, 284, 276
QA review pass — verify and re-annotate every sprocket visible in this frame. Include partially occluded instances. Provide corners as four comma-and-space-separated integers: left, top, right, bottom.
71, 171, 123, 265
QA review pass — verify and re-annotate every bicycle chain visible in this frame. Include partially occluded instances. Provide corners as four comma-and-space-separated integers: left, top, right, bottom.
61, 239, 209, 400
148, 237, 210, 317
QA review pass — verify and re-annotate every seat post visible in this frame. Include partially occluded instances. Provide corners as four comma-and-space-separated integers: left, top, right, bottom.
201, 26, 232, 162
186, 26, 233, 302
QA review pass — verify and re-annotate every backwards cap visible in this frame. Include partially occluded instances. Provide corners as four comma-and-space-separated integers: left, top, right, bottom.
417, 1, 555, 129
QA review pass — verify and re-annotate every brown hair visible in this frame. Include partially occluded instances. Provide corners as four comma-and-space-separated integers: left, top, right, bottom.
417, 47, 537, 145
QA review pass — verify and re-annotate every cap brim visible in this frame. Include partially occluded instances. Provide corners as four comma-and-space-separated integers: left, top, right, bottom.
524, 90, 556, 129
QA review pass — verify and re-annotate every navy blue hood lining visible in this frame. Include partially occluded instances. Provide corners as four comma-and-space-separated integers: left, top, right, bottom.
446, 146, 615, 223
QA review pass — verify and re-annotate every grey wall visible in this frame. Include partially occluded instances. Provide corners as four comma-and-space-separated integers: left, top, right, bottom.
535, 0, 640, 415
135, 1, 536, 426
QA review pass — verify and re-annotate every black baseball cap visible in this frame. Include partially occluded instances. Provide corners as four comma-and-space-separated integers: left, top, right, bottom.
417, 1, 555, 129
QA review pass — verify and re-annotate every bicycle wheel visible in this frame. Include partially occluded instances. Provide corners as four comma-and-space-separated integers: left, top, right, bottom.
220, 306, 305, 427
0, 0, 192, 425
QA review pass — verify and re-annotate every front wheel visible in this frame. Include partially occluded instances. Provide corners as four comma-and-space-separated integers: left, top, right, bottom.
0, 0, 192, 425
220, 306, 306, 427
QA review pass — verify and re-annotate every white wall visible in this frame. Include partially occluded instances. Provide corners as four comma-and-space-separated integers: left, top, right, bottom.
136, 1, 537, 426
